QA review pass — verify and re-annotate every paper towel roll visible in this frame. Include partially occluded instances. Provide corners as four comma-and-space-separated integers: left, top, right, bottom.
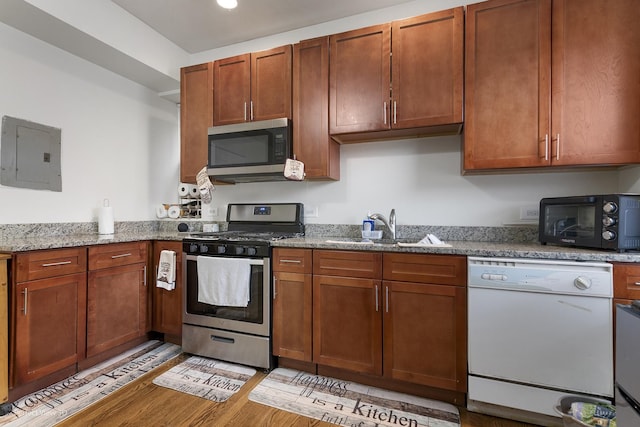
167, 205, 181, 219
189, 185, 200, 198
178, 183, 190, 197
99, 200, 114, 235
156, 205, 168, 219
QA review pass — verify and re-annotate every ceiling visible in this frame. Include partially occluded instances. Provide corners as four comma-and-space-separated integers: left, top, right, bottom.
112, 0, 415, 53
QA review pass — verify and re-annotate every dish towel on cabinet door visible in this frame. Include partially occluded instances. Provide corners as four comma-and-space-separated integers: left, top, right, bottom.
196, 256, 250, 307
156, 250, 176, 290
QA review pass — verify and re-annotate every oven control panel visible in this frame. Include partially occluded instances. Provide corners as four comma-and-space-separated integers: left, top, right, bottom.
183, 241, 269, 258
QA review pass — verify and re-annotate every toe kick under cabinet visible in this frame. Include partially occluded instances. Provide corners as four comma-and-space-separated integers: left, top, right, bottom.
272, 248, 468, 405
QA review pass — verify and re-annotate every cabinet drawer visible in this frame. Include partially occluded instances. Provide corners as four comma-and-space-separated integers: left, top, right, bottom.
88, 241, 148, 271
16, 247, 87, 282
313, 250, 382, 279
613, 263, 640, 300
273, 248, 312, 273
383, 253, 466, 286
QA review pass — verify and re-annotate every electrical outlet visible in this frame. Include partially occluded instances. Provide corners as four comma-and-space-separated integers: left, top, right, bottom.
520, 206, 539, 221
304, 206, 319, 218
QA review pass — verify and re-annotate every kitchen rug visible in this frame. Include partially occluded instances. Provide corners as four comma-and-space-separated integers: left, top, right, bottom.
152, 356, 256, 402
249, 368, 460, 427
0, 340, 181, 427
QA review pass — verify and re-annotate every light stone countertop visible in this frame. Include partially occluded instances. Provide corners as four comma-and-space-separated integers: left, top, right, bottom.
272, 237, 640, 263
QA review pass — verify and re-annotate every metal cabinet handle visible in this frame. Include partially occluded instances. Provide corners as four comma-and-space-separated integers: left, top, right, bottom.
634, 282, 640, 286
42, 260, 72, 267
143, 265, 147, 287
393, 101, 397, 125
22, 288, 27, 315
250, 101, 254, 121
273, 276, 277, 299
280, 259, 302, 264
383, 102, 387, 125
375, 285, 379, 312
553, 133, 560, 160
544, 134, 549, 161
111, 253, 132, 259
385, 286, 389, 313
244, 102, 247, 121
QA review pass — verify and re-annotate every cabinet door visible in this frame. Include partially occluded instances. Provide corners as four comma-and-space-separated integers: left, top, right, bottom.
152, 241, 183, 338
383, 280, 467, 392
213, 53, 251, 125
392, 8, 464, 129
613, 263, 640, 301
550, 0, 640, 166
293, 37, 340, 180
0, 256, 7, 403
252, 45, 292, 121
14, 273, 87, 385
87, 263, 147, 357
313, 275, 382, 375
330, 24, 391, 134
180, 63, 213, 183
272, 271, 312, 361
464, 0, 551, 170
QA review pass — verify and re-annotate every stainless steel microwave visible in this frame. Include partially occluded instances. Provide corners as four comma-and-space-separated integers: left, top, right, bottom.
539, 194, 640, 251
207, 118, 291, 183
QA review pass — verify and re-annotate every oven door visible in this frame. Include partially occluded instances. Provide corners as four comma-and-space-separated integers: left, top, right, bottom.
183, 254, 271, 337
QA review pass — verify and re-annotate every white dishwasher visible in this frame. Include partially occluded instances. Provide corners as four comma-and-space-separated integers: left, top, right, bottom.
467, 257, 613, 424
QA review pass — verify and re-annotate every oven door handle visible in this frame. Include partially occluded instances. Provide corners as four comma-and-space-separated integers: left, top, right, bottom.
185, 254, 265, 266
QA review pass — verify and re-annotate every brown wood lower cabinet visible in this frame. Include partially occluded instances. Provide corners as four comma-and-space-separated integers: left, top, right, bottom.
12, 248, 88, 388
273, 249, 468, 403
152, 241, 183, 342
272, 248, 313, 362
14, 272, 86, 385
87, 242, 149, 358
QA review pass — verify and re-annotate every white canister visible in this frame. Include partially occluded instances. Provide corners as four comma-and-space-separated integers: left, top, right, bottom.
98, 199, 114, 235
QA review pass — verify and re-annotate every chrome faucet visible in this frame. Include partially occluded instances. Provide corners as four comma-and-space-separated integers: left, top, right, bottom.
368, 209, 396, 240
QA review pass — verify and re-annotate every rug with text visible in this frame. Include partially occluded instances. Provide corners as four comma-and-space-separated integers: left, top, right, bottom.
249, 368, 460, 427
0, 340, 182, 427
152, 356, 256, 402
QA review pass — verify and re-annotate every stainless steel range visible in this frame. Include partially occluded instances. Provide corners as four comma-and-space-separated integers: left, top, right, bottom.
182, 203, 303, 370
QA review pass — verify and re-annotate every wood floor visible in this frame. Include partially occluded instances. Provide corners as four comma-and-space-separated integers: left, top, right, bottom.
58, 353, 537, 427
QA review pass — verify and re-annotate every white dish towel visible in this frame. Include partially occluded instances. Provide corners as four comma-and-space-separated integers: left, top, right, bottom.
156, 250, 176, 290
197, 256, 251, 307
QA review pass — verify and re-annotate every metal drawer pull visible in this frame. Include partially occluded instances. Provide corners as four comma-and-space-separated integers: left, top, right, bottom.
22, 288, 27, 315
42, 260, 72, 267
111, 253, 132, 259
211, 335, 234, 344
634, 282, 640, 286
143, 265, 147, 287
280, 259, 302, 264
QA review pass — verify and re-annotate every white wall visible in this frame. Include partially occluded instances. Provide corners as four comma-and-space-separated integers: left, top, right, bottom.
0, 22, 179, 224
207, 137, 621, 226
0, 2, 636, 227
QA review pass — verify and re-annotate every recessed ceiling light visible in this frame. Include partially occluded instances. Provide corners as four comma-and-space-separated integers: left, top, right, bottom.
217, 0, 237, 9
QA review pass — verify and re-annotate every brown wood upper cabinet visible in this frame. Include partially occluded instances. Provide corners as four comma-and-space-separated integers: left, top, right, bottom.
464, 0, 640, 170
329, 8, 464, 142
180, 62, 213, 183
293, 37, 340, 180
213, 45, 292, 126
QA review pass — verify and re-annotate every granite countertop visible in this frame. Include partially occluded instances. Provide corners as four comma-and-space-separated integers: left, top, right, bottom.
2, 221, 640, 263
273, 237, 640, 263
0, 231, 185, 253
